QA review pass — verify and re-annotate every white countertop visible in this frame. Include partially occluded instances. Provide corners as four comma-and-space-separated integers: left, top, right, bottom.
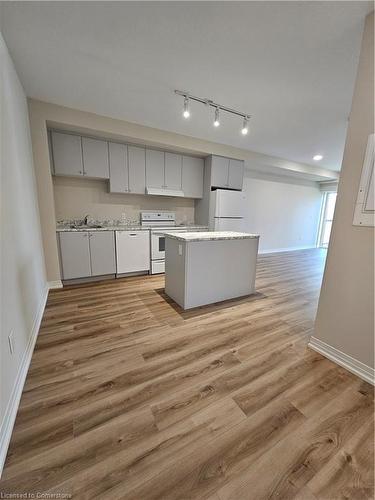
163, 231, 260, 242
56, 224, 208, 232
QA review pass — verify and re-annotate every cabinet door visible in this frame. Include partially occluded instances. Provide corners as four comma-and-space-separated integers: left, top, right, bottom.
128, 146, 146, 194
59, 232, 91, 280
211, 156, 229, 188
109, 142, 129, 193
165, 153, 182, 190
89, 231, 116, 276
182, 156, 204, 198
116, 231, 150, 274
146, 149, 165, 188
82, 137, 109, 179
228, 159, 244, 190
51, 131, 83, 177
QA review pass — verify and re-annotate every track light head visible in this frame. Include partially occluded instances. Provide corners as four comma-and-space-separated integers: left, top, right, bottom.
213, 107, 220, 127
183, 97, 190, 118
241, 116, 249, 135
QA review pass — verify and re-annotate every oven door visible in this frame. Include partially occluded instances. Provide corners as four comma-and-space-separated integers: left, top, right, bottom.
151, 232, 166, 260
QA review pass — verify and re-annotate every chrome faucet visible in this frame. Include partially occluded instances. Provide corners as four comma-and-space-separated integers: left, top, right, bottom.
83, 214, 90, 226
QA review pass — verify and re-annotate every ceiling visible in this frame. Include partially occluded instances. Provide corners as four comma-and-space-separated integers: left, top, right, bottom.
1, 1, 372, 171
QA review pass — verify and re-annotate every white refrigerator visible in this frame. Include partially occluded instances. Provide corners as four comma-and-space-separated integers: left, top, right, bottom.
209, 189, 246, 231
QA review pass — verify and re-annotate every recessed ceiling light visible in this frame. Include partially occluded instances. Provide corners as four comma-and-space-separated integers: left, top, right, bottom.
313, 154, 323, 161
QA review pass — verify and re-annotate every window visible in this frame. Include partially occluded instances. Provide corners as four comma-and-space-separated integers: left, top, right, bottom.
318, 192, 337, 248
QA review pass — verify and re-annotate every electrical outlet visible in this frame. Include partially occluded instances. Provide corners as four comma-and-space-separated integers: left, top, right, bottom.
8, 331, 14, 355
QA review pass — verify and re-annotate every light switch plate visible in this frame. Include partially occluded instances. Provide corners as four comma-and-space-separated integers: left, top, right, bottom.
178, 244, 183, 256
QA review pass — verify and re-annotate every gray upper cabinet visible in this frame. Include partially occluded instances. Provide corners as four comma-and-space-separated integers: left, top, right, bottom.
109, 142, 129, 193
51, 129, 205, 197
128, 146, 146, 194
51, 131, 83, 177
146, 149, 165, 188
58, 232, 91, 280
210, 155, 244, 190
211, 156, 230, 188
182, 156, 204, 199
228, 159, 244, 190
89, 231, 116, 276
82, 137, 109, 179
165, 153, 182, 190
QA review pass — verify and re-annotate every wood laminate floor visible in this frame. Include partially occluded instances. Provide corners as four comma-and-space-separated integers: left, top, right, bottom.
1, 249, 373, 499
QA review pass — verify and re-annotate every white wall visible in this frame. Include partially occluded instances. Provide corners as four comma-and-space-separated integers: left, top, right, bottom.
0, 32, 47, 473
242, 172, 323, 253
311, 12, 374, 380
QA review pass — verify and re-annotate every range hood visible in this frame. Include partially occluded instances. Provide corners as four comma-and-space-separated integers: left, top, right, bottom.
146, 187, 185, 197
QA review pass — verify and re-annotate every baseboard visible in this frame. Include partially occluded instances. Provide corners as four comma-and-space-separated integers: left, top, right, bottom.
308, 336, 375, 385
0, 284, 49, 477
48, 280, 63, 289
259, 245, 317, 255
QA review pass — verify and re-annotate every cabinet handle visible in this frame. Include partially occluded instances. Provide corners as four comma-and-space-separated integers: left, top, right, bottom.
129, 233, 137, 236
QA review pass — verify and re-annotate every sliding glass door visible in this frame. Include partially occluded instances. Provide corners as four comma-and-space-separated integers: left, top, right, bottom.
318, 192, 337, 248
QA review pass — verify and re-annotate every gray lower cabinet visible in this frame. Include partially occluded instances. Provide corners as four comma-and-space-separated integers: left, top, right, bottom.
81, 137, 109, 179
89, 232, 116, 276
182, 156, 204, 198
58, 232, 91, 280
58, 231, 116, 280
128, 145, 146, 194
51, 131, 84, 177
109, 142, 129, 193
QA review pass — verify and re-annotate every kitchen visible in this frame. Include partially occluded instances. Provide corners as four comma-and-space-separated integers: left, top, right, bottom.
53, 129, 259, 307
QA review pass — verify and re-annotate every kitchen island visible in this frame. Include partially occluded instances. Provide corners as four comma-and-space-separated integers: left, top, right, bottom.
164, 231, 259, 310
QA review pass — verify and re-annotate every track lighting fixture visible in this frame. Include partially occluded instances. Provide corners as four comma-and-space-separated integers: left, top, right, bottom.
175, 90, 251, 136
241, 116, 249, 135
213, 107, 220, 127
183, 97, 190, 118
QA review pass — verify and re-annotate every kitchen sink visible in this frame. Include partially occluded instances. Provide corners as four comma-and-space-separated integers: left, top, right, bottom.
69, 224, 104, 229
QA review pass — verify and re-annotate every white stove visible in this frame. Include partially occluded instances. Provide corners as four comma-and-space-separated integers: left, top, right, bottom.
141, 211, 206, 274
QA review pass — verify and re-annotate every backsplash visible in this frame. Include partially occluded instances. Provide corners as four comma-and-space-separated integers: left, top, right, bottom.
53, 176, 195, 225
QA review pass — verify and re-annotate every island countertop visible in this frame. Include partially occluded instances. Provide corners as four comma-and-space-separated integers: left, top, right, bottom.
162, 231, 260, 242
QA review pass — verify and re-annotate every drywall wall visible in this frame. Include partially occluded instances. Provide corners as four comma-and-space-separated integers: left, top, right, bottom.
28, 99, 337, 282
0, 32, 47, 472
53, 177, 195, 225
311, 12, 374, 374
243, 173, 322, 253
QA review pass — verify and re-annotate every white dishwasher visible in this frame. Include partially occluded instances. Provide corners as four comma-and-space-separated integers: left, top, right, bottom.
116, 230, 150, 275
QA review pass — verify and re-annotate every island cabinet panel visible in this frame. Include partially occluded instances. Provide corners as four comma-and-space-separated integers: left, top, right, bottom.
59, 232, 91, 280
228, 159, 244, 190
82, 137, 109, 179
211, 156, 230, 188
109, 142, 129, 193
165, 153, 182, 190
89, 232, 116, 276
51, 131, 84, 177
182, 156, 204, 198
128, 145, 146, 194
146, 149, 165, 188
